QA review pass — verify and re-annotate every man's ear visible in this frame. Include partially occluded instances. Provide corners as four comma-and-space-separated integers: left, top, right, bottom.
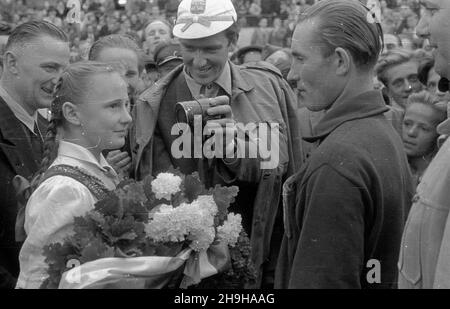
333, 47, 351, 76
62, 102, 81, 126
4, 51, 19, 75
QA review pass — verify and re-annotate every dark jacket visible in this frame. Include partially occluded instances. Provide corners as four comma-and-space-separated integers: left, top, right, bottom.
132, 62, 303, 287
0, 97, 47, 289
275, 90, 414, 289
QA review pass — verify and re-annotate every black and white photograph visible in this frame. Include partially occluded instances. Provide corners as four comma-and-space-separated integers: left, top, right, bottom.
0, 0, 449, 293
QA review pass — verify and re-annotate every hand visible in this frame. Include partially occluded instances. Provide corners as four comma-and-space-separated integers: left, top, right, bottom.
106, 150, 132, 176
204, 96, 237, 158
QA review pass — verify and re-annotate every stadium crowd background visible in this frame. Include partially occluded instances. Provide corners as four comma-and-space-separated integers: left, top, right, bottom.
0, 0, 428, 59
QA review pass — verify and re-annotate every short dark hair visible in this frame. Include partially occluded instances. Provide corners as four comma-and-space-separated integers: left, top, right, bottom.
298, 0, 383, 70
88, 34, 144, 73
5, 20, 68, 52
417, 57, 434, 86
224, 23, 240, 46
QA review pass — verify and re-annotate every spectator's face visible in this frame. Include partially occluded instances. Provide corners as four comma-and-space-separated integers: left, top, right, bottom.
95, 47, 140, 96
273, 18, 282, 28
152, 6, 160, 16
406, 15, 418, 28
385, 61, 420, 108
180, 31, 233, 85
383, 34, 400, 52
75, 72, 132, 152
288, 21, 343, 111
9, 36, 70, 111
402, 102, 441, 157
427, 66, 450, 101
259, 18, 268, 28
145, 22, 171, 48
416, 0, 450, 78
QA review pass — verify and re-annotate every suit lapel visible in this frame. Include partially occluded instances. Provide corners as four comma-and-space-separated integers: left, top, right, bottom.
0, 97, 40, 178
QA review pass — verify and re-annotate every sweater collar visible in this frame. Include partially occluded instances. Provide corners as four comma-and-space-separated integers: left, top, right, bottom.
304, 90, 388, 143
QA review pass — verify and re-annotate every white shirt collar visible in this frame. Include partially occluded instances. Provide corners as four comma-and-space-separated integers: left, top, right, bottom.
0, 84, 38, 133
58, 140, 118, 178
184, 61, 232, 99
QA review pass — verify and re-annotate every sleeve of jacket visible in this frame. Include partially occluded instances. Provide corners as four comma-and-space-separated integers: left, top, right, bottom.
214, 68, 303, 184
289, 164, 366, 289
0, 266, 17, 289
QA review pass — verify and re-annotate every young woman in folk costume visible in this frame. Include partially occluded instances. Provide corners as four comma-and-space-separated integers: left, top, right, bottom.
16, 61, 132, 288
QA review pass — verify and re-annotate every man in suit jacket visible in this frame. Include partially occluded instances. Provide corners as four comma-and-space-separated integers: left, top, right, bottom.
0, 21, 70, 289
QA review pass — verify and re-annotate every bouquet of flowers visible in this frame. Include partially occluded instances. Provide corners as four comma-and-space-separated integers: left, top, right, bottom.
40, 170, 256, 289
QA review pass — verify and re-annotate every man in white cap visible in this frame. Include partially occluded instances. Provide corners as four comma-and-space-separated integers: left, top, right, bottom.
132, 0, 303, 288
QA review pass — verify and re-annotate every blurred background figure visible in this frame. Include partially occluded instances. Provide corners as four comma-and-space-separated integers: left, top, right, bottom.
268, 17, 289, 47
152, 41, 183, 78
143, 19, 173, 57
250, 17, 269, 46
418, 57, 450, 104
375, 48, 422, 110
402, 91, 447, 186
383, 33, 402, 53
232, 45, 263, 64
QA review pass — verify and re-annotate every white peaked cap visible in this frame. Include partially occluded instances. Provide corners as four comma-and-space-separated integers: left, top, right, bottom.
173, 0, 237, 39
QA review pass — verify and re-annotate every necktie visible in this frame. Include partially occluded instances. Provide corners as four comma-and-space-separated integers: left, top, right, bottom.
31, 122, 44, 163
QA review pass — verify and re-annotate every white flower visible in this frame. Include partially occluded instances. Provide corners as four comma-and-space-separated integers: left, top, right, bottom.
145, 199, 217, 251
217, 213, 243, 247
151, 173, 182, 200
191, 195, 218, 217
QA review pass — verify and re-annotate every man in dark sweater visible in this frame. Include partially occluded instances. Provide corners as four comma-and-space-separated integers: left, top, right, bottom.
0, 21, 70, 289
275, 0, 414, 289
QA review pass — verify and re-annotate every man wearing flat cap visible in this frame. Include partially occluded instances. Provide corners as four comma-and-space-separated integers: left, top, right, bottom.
153, 42, 184, 78
132, 0, 303, 288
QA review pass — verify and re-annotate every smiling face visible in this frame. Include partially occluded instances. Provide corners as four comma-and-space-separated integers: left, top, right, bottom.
385, 61, 419, 108
416, 0, 450, 78
77, 72, 132, 152
288, 20, 341, 112
12, 35, 70, 113
179, 31, 233, 85
402, 102, 442, 157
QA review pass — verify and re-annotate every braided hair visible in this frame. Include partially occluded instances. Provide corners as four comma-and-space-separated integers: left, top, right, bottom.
30, 61, 117, 192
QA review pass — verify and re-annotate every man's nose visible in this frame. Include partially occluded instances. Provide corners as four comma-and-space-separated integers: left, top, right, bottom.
405, 81, 413, 93
287, 68, 298, 84
407, 125, 418, 137
121, 107, 133, 125
193, 52, 207, 67
415, 14, 430, 39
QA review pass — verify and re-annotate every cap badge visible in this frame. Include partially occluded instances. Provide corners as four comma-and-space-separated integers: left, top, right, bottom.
190, 0, 206, 14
